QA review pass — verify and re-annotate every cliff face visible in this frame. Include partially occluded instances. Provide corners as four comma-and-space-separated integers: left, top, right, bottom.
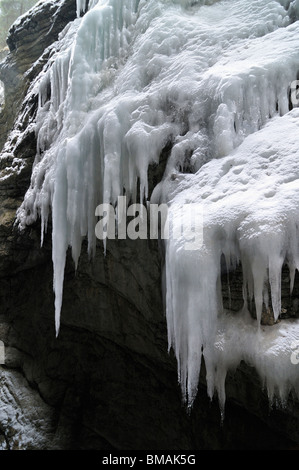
0, 0, 299, 450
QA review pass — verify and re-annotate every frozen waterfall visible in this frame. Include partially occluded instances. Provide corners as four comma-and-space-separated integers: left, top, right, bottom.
16, 0, 299, 412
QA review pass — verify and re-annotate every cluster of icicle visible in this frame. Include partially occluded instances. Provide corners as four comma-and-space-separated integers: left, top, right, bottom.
17, 0, 299, 413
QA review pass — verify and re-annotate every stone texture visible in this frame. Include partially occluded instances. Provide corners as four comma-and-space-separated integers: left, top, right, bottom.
0, 0, 299, 451
0, 368, 67, 450
0, 0, 76, 150
2, 226, 299, 450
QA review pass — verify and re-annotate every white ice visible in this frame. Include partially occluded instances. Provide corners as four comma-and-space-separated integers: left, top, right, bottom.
15, 0, 299, 411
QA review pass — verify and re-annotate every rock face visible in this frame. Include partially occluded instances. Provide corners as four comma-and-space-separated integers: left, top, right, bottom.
0, 0, 299, 450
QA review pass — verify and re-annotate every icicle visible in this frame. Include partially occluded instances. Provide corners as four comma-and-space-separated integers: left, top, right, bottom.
76, 0, 88, 18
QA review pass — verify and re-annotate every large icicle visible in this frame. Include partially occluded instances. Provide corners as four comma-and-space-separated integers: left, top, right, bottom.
18, 0, 145, 335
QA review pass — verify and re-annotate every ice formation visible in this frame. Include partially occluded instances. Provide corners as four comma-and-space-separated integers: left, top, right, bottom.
164, 110, 299, 411
16, 0, 299, 411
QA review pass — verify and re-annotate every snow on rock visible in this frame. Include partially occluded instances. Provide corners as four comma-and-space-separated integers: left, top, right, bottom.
15, 0, 299, 411
0, 368, 61, 449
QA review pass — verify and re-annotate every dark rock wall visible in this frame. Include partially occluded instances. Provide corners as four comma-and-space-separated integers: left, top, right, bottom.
0, 0, 299, 450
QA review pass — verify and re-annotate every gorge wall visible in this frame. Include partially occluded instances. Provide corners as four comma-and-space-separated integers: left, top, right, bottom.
0, 0, 299, 450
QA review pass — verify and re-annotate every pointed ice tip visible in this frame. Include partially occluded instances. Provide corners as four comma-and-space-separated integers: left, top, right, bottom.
55, 314, 61, 338
54, 295, 63, 338
220, 408, 225, 426
187, 402, 193, 416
